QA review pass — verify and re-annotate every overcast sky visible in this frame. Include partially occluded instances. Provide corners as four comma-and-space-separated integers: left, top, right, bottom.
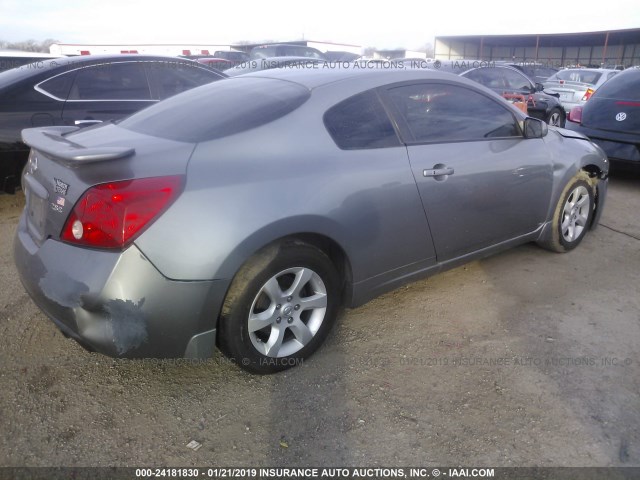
1, 0, 639, 50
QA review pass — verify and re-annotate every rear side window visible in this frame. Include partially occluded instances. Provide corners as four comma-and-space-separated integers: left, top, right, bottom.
324, 90, 400, 150
38, 71, 76, 100
147, 62, 221, 99
69, 63, 151, 100
593, 70, 640, 101
119, 77, 310, 142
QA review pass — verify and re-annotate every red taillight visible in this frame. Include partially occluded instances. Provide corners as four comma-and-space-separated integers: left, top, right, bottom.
581, 88, 595, 102
61, 176, 184, 249
567, 106, 583, 124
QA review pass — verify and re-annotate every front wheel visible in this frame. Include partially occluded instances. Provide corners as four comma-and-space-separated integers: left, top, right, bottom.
538, 172, 594, 253
218, 242, 340, 374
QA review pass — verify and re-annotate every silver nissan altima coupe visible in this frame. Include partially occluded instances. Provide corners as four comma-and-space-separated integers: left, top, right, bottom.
14, 68, 609, 373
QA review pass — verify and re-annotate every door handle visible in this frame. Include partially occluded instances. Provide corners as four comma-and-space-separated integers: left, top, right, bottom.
423, 166, 454, 177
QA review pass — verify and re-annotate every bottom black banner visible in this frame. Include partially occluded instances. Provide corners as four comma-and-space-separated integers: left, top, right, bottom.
0, 467, 638, 480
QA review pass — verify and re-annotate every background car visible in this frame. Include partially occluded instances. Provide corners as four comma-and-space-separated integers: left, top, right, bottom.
506, 62, 559, 83
323, 51, 361, 62
15, 68, 607, 374
195, 57, 235, 71
212, 50, 250, 64
250, 44, 327, 60
565, 67, 640, 164
225, 56, 323, 76
461, 65, 566, 127
544, 68, 618, 113
0, 54, 226, 193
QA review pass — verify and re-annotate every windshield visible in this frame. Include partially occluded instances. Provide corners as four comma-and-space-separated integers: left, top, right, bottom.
518, 66, 558, 81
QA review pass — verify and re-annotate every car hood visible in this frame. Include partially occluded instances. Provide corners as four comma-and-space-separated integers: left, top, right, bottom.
549, 126, 589, 141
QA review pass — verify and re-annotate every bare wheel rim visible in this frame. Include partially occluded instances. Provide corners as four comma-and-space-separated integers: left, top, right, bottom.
549, 111, 562, 126
248, 267, 328, 358
561, 185, 590, 243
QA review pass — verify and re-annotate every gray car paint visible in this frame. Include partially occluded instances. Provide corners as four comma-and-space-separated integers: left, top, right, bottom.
14, 68, 609, 359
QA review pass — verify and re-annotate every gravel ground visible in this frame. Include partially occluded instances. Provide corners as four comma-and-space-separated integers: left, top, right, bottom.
0, 165, 638, 468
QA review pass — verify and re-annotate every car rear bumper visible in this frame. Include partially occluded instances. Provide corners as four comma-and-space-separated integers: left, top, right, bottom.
590, 138, 640, 163
14, 214, 228, 359
559, 100, 583, 113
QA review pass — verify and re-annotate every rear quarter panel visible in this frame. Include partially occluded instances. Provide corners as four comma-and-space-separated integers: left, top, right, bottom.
135, 89, 436, 285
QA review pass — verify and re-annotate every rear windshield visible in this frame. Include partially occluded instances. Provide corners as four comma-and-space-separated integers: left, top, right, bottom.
549, 70, 603, 85
119, 77, 311, 142
518, 66, 558, 81
592, 69, 640, 101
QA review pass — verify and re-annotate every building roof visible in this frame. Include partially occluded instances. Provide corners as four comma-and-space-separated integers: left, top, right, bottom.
436, 28, 640, 47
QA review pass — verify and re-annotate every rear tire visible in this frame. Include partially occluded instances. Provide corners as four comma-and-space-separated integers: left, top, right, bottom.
218, 242, 340, 374
547, 107, 565, 127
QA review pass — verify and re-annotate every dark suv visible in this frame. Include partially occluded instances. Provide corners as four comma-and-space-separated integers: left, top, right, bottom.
0, 55, 226, 193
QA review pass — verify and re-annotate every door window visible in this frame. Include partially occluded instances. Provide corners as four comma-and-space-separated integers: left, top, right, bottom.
387, 83, 521, 143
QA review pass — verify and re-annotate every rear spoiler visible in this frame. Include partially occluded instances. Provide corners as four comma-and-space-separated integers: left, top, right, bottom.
21, 126, 135, 165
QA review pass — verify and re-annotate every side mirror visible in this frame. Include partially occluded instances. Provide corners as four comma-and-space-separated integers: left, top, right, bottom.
523, 117, 548, 138
535, 82, 545, 92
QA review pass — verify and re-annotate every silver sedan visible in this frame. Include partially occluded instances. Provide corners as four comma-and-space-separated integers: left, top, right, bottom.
544, 68, 618, 113
14, 68, 608, 373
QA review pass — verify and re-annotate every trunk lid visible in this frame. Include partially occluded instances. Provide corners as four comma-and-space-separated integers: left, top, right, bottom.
21, 123, 195, 246
544, 81, 589, 104
582, 97, 640, 135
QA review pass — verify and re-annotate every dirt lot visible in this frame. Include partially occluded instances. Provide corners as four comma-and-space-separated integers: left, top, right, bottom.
0, 165, 638, 468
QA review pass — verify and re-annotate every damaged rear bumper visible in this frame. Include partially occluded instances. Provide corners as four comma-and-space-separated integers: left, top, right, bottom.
14, 215, 228, 359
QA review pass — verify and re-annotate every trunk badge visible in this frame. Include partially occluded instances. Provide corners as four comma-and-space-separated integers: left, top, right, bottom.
615, 112, 627, 122
54, 178, 69, 196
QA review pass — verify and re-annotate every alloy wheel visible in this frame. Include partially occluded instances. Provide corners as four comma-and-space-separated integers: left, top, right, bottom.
248, 267, 328, 357
561, 185, 590, 242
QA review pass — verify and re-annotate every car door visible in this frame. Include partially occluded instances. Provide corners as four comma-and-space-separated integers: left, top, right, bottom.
0, 70, 72, 147
382, 82, 553, 262
322, 88, 438, 281
61, 62, 155, 126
